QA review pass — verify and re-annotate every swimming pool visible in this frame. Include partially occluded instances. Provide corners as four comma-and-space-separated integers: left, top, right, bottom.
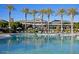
0, 33, 79, 54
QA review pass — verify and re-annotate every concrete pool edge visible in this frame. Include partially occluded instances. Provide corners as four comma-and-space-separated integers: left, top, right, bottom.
0, 32, 79, 39
24, 33, 79, 36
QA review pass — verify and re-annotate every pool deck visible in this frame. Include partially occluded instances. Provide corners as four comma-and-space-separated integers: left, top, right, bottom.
0, 34, 12, 39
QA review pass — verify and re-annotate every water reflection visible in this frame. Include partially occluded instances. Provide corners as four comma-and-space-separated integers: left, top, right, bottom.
60, 34, 63, 50
70, 35, 74, 53
0, 33, 78, 53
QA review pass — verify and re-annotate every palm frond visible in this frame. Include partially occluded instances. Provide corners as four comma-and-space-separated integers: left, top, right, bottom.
67, 8, 78, 16
22, 8, 29, 14
57, 8, 65, 15
7, 5, 14, 11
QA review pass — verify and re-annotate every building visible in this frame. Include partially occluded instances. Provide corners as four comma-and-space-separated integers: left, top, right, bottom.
50, 20, 71, 33
0, 19, 8, 23
20, 18, 72, 33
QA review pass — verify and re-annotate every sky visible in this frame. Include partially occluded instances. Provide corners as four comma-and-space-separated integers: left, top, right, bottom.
0, 4, 79, 22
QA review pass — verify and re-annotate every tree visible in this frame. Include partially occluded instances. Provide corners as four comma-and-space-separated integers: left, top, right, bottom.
67, 8, 78, 34
57, 8, 65, 33
10, 22, 23, 32
6, 5, 14, 28
31, 10, 38, 29
46, 8, 53, 33
39, 9, 46, 32
22, 8, 29, 32
0, 21, 8, 28
74, 22, 79, 32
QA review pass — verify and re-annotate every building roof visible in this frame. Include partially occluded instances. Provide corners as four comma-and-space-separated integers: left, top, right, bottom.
20, 18, 47, 23
50, 20, 61, 24
0, 19, 8, 22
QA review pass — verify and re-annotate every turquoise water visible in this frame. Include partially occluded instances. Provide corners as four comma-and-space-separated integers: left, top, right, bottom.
0, 33, 79, 54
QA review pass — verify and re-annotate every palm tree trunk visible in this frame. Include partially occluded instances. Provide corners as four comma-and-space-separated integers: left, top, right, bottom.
48, 15, 50, 33
33, 15, 35, 28
41, 14, 43, 33
25, 14, 27, 32
71, 15, 74, 35
9, 11, 11, 28
8, 11, 11, 33
61, 15, 63, 33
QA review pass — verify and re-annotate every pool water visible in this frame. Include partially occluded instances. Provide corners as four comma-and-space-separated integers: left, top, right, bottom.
0, 33, 79, 54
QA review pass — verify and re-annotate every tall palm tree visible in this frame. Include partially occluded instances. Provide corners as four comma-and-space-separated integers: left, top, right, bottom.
31, 10, 38, 29
7, 5, 14, 29
39, 9, 46, 32
67, 8, 78, 34
57, 8, 65, 33
46, 8, 52, 33
22, 8, 29, 32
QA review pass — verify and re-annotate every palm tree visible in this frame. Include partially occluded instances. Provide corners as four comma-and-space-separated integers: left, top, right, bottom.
22, 8, 29, 32
57, 8, 65, 33
46, 8, 52, 33
31, 10, 38, 29
7, 5, 14, 29
67, 8, 78, 34
39, 9, 46, 32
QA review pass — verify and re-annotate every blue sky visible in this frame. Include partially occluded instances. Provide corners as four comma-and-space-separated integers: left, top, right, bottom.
0, 4, 79, 22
